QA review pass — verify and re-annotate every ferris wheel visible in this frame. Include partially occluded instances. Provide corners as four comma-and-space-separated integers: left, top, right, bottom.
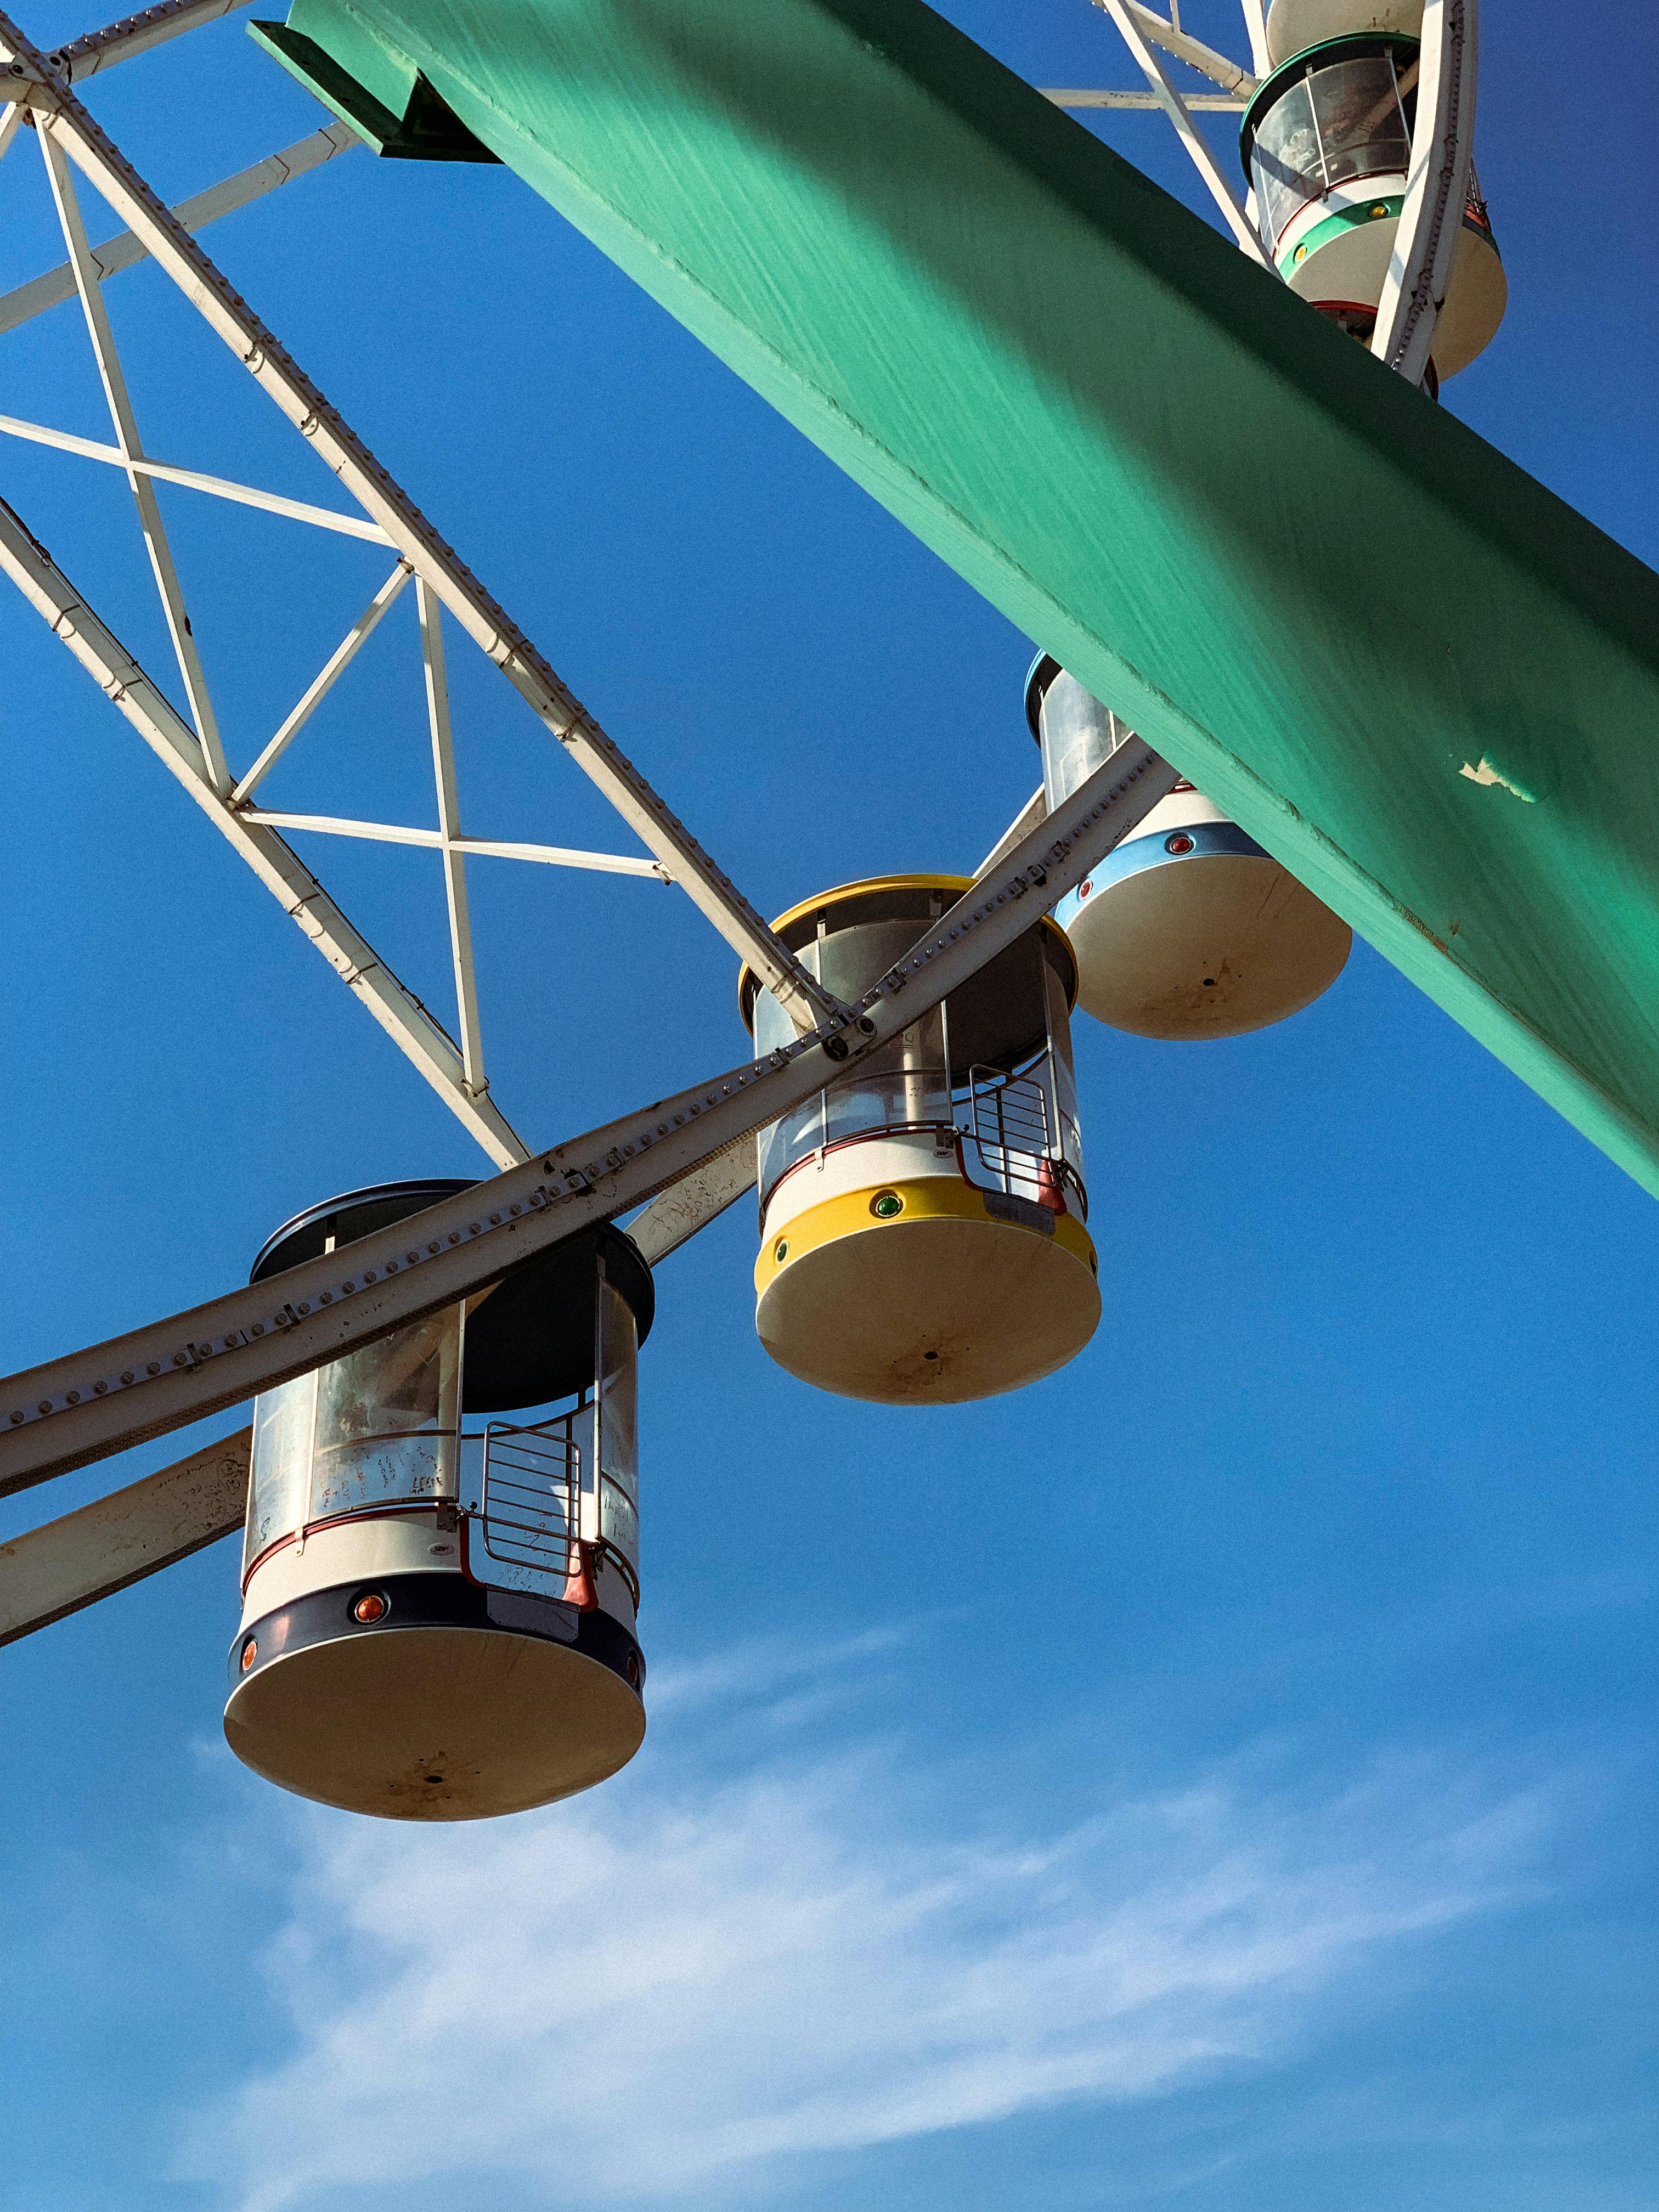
4, 0, 1642, 1828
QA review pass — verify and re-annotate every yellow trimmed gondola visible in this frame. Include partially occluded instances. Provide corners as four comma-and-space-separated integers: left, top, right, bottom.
741, 877, 1099, 1404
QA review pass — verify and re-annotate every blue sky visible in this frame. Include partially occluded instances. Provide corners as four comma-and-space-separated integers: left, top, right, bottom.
2, 2, 1656, 2208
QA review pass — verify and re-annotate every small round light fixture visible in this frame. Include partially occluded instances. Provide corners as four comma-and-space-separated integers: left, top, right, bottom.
774, 1239, 789, 1264
1165, 832, 1196, 856
870, 1190, 904, 1220
239, 1637, 258, 1673
352, 1590, 389, 1625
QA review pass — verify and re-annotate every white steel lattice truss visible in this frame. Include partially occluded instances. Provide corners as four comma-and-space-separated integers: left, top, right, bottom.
0, 0, 1469, 1170
0, 0, 850, 1175
0, 0, 1473, 1630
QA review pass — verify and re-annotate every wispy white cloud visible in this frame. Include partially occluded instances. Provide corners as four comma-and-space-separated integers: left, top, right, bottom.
183, 1639, 1552, 2212
644, 1619, 922, 1716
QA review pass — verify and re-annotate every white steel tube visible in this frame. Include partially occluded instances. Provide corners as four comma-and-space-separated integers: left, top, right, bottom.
419, 579, 487, 1097
1238, 0, 1271, 77
241, 811, 668, 878
0, 122, 361, 337
38, 125, 232, 791
1096, 0, 1271, 263
975, 785, 1048, 875
231, 562, 413, 803
0, 413, 393, 540
624, 1137, 756, 1265
0, 1429, 250, 1645
0, 489, 531, 1171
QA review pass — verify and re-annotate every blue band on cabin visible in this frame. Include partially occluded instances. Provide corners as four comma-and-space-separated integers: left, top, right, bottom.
1059, 819, 1268, 921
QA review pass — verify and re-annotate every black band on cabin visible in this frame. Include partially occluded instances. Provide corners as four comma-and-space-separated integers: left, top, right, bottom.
228, 1572, 645, 1699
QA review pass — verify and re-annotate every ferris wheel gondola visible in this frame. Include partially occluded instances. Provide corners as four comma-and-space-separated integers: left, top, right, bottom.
0, 0, 1554, 1839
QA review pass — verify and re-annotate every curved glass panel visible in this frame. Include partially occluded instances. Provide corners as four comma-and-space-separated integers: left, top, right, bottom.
242, 1307, 462, 1571
1312, 55, 1412, 191
1250, 75, 1320, 247
244, 1372, 315, 1576
755, 1005, 951, 1206
310, 1311, 460, 1520
751, 919, 1085, 1216
1249, 54, 1412, 247
1037, 667, 1133, 813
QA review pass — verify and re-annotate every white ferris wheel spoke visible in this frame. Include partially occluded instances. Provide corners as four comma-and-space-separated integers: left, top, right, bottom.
0, 488, 533, 1167
1093, 0, 1269, 262
239, 814, 669, 879
1372, 0, 1477, 383
1093, 1, 1256, 95
42, 0, 255, 81
1238, 0, 1271, 77
38, 119, 233, 791
2, 20, 844, 1037
418, 579, 488, 1102
0, 120, 361, 338
1043, 87, 1244, 109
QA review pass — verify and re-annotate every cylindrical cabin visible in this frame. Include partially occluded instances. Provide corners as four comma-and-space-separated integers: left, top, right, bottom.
1027, 658, 1351, 1039
224, 1182, 652, 1821
740, 879, 1099, 1404
1240, 12, 1505, 379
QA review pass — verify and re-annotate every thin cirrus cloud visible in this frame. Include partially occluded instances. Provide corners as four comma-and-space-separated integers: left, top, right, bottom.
184, 1640, 1551, 2212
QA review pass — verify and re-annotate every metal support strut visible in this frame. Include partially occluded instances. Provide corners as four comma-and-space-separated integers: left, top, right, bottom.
0, 737, 1180, 1492
0, 8, 845, 1040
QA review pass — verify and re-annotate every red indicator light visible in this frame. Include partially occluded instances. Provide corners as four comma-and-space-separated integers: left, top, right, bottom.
1165, 833, 1196, 856
239, 1637, 257, 1672
352, 1592, 388, 1624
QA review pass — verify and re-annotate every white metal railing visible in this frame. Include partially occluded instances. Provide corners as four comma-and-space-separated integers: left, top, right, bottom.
968, 1066, 1054, 1205
477, 1420, 579, 1583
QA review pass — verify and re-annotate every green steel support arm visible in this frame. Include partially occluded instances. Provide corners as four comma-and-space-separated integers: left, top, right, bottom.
266, 0, 1659, 1197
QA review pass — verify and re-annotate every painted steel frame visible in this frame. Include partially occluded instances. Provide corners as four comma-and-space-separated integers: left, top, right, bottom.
1371, 0, 1476, 381
0, 487, 532, 1163
0, 734, 1178, 1492
0, 0, 1479, 1589
0, 0, 1468, 1176
0, 1, 848, 1155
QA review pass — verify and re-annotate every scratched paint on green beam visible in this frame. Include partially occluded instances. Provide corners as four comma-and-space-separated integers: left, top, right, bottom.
266, 0, 1659, 1196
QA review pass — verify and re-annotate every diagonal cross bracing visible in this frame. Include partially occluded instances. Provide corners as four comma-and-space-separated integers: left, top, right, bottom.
43, 0, 255, 79
0, 736, 1179, 1491
0, 121, 360, 337
40, 122, 231, 790
0, 489, 533, 1167
0, 15, 845, 1037
259, 0, 1659, 1203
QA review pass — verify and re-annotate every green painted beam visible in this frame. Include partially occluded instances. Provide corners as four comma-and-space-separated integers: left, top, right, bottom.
261, 0, 1659, 1195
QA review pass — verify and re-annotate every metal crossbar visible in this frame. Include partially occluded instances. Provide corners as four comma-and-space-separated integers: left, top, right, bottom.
0, 734, 1177, 1493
